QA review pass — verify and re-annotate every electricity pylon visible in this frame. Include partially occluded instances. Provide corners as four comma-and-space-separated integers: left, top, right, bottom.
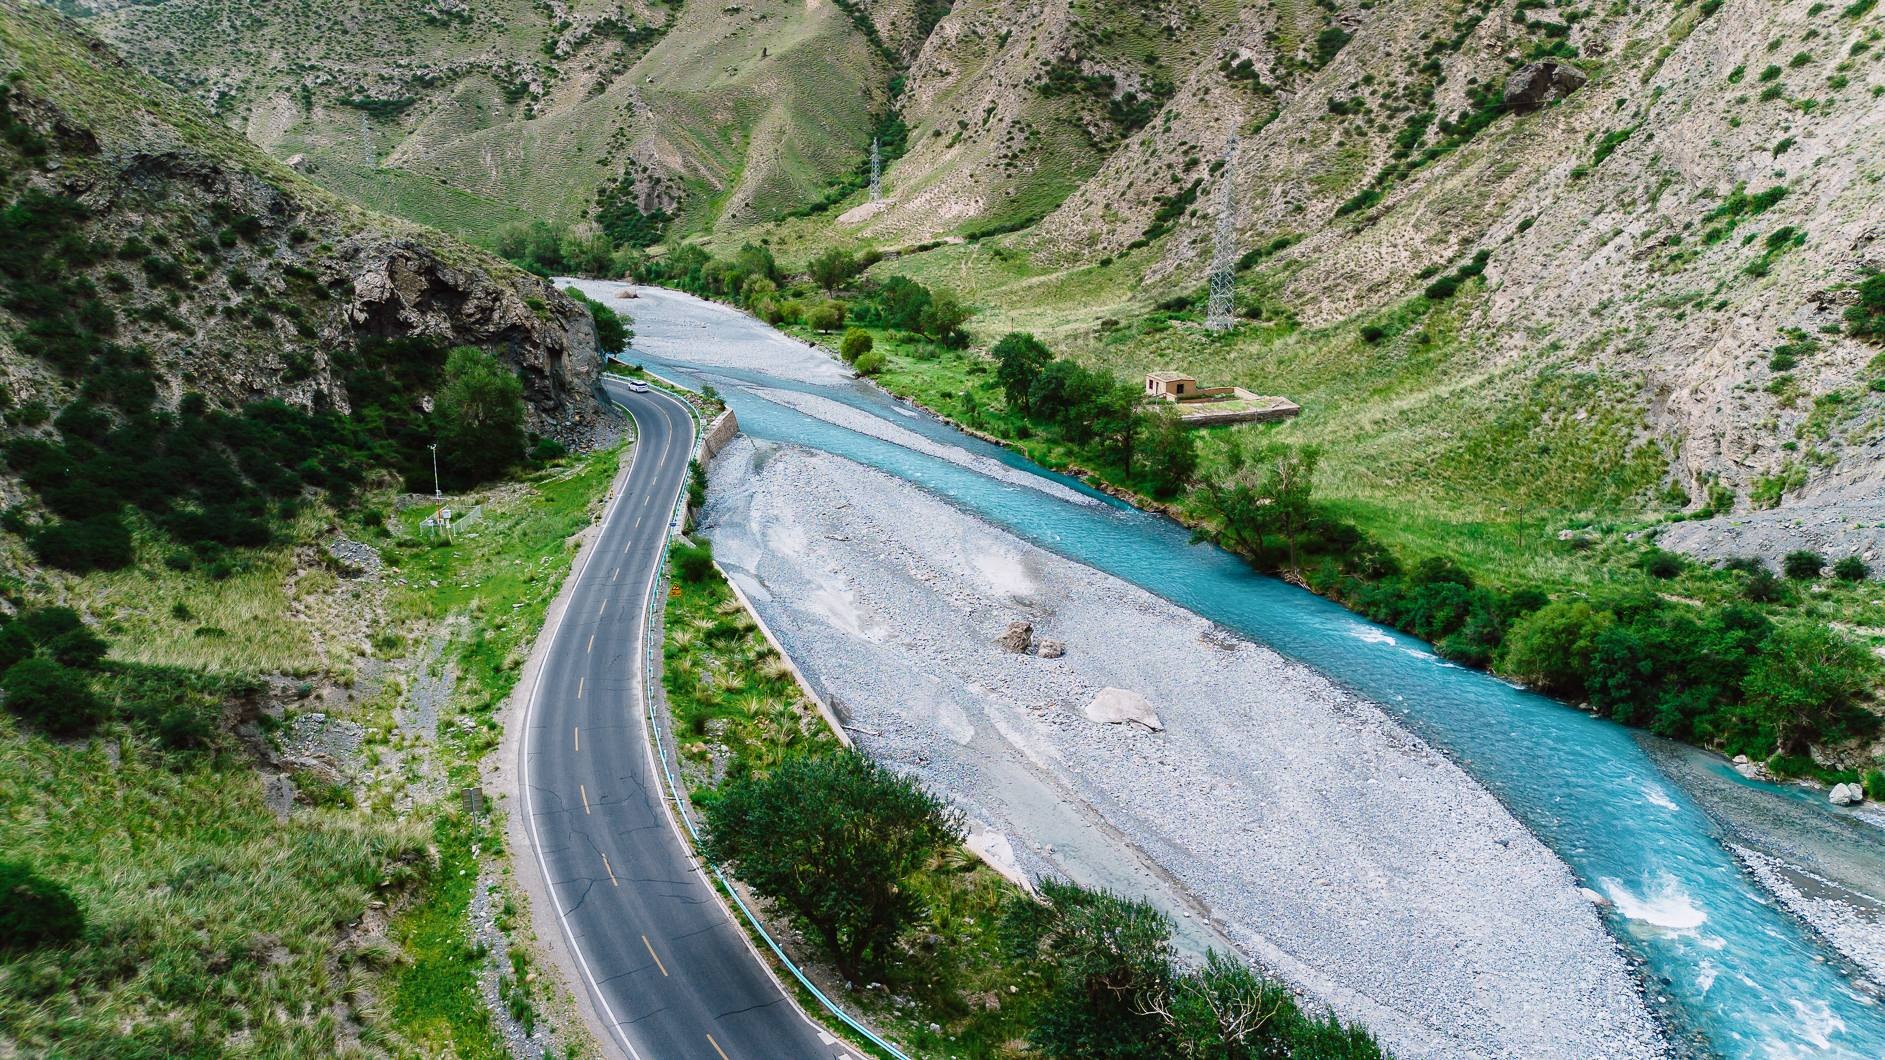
1205, 134, 1241, 331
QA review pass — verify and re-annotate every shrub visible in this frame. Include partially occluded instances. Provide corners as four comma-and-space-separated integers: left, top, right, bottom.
1783, 550, 1826, 580
805, 301, 845, 333
1640, 549, 1684, 579
1745, 567, 1786, 603
1742, 623, 1879, 755
28, 514, 134, 572
2, 657, 106, 735
1833, 555, 1870, 582
672, 540, 714, 583
703, 751, 961, 980
0, 861, 83, 951
0, 606, 108, 672
1497, 601, 1614, 699
838, 327, 873, 364
1848, 270, 1885, 340
852, 349, 886, 376
1866, 769, 1885, 801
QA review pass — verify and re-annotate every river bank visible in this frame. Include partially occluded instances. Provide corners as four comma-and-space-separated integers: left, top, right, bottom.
1642, 737, 1885, 986
582, 280, 1885, 1056
700, 435, 1663, 1059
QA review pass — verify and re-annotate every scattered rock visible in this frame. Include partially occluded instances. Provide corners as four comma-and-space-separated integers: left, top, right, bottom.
262, 773, 298, 819
1083, 687, 1163, 731
1503, 61, 1588, 110
327, 536, 383, 580
1037, 638, 1065, 659
1830, 783, 1862, 806
996, 620, 1033, 653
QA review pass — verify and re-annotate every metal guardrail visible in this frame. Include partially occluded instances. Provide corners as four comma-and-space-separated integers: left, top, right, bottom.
619, 383, 913, 1060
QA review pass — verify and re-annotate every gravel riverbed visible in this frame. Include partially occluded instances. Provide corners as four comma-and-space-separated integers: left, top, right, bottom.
702, 436, 1664, 1060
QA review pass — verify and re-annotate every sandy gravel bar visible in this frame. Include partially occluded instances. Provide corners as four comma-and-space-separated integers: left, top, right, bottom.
702, 436, 1664, 1060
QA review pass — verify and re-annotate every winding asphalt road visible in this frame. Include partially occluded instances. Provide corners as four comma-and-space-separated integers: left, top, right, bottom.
518, 378, 849, 1060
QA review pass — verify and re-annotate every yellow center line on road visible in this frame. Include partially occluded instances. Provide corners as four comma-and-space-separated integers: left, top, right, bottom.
580, 784, 591, 814
705, 1033, 730, 1060
643, 935, 670, 977
601, 854, 619, 887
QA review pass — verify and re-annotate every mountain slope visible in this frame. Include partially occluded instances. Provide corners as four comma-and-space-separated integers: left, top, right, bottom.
820, 0, 1885, 534
77, 0, 1885, 535
80, 0, 889, 240
1, 0, 606, 446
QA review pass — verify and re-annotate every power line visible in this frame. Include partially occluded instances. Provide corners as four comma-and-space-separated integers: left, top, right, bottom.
1205, 134, 1240, 332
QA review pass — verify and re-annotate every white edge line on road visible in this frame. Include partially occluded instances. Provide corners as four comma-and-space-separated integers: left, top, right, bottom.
517, 390, 655, 1060
621, 381, 905, 1057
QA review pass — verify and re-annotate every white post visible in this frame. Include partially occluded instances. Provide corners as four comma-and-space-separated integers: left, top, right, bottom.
429, 443, 442, 499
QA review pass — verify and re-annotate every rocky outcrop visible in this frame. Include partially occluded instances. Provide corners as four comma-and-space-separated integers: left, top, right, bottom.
995, 620, 1033, 653
0, 3, 607, 450
341, 239, 602, 442
1502, 61, 1589, 111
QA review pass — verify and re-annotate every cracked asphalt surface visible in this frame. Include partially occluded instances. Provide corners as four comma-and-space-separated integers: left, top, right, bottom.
518, 379, 837, 1059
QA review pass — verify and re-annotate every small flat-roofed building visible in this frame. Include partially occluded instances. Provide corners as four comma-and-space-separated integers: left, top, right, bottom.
1143, 369, 1301, 427
1145, 371, 1197, 400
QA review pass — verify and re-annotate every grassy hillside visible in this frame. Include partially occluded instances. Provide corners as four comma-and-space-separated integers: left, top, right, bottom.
0, 4, 631, 1051
87, 0, 889, 244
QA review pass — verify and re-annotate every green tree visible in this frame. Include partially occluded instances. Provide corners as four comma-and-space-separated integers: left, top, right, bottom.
564, 287, 632, 353
806, 300, 846, 333
1496, 600, 1615, 700
871, 275, 932, 331
809, 247, 863, 293
732, 242, 779, 286
993, 332, 1053, 413
1002, 880, 1174, 1059
559, 228, 615, 276
436, 346, 527, 484
1194, 444, 1322, 570
1138, 406, 1198, 498
919, 291, 971, 348
0, 861, 83, 951
2, 657, 106, 735
703, 752, 961, 980
1742, 623, 1878, 755
839, 327, 873, 364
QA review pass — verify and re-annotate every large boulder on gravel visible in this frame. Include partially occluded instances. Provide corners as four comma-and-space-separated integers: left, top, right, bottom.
1504, 61, 1588, 110
1830, 783, 1862, 806
996, 621, 1033, 653
1084, 688, 1162, 731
